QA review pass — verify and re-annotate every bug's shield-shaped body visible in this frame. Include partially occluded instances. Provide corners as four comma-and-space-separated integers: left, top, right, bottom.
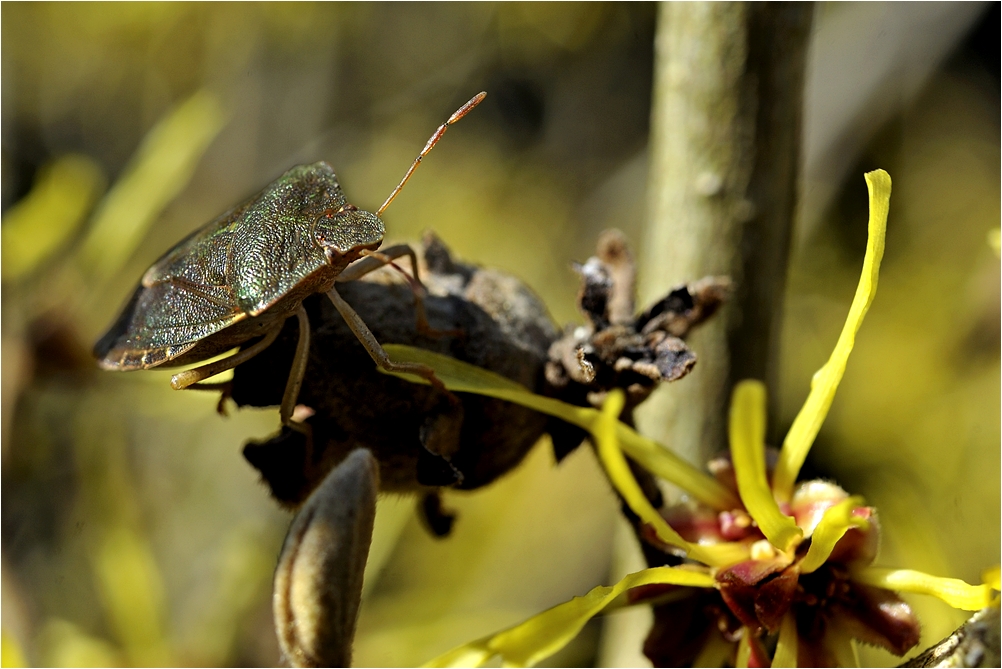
95, 162, 384, 370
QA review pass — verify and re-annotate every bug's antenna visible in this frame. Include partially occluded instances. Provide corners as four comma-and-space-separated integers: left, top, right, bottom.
376, 92, 486, 217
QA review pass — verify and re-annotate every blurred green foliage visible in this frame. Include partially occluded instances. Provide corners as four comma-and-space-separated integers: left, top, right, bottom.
1, 155, 104, 282
1, 3, 997, 668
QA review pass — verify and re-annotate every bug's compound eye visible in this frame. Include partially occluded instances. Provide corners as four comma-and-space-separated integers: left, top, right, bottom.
317, 203, 358, 222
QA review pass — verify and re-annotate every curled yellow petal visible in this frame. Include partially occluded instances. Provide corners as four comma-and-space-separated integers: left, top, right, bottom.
798, 496, 868, 574
594, 390, 687, 555
594, 391, 744, 567
850, 567, 993, 611
773, 170, 891, 502
615, 424, 740, 511
735, 633, 752, 669
381, 344, 738, 511
771, 612, 797, 668
423, 566, 715, 668
982, 565, 1000, 592
729, 381, 802, 552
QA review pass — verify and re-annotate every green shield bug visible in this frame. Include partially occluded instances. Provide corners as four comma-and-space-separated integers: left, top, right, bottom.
94, 92, 486, 426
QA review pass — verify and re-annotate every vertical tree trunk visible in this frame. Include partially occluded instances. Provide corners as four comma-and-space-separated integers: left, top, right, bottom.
636, 2, 812, 468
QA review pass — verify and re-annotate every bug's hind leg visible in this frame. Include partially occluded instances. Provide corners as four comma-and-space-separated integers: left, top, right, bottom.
279, 305, 312, 427
170, 326, 282, 390
185, 380, 234, 415
419, 491, 457, 538
174, 307, 313, 431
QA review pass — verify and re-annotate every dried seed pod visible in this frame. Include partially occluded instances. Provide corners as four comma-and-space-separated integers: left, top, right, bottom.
234, 233, 559, 508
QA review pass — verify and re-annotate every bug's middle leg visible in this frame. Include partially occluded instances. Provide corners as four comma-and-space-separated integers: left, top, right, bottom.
326, 285, 455, 399
186, 381, 234, 415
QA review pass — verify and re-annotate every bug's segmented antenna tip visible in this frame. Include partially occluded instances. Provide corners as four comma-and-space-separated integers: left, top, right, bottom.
449, 92, 487, 124
377, 91, 488, 217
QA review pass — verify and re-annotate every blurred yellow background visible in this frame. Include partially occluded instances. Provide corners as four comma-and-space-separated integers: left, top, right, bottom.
2, 3, 997, 667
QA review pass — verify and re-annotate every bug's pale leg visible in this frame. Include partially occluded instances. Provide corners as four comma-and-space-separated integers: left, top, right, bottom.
326, 285, 453, 396
185, 380, 234, 415
186, 381, 232, 392
279, 305, 312, 426
170, 325, 281, 390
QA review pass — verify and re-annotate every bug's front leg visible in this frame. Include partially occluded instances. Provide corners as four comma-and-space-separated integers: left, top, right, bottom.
336, 243, 423, 284
338, 244, 462, 340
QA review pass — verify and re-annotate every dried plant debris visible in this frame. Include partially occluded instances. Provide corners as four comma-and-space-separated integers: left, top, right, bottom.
544, 229, 729, 459
232, 231, 728, 523
546, 230, 729, 411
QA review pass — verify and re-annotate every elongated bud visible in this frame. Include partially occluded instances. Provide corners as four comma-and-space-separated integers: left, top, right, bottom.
273, 448, 379, 667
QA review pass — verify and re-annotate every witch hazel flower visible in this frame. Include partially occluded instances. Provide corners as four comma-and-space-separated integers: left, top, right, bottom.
381, 170, 997, 668
642, 381, 925, 667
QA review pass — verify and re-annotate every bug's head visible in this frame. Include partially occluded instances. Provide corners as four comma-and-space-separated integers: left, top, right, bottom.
313, 203, 385, 266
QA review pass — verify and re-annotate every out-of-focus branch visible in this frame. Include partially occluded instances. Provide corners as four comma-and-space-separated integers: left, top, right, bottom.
900, 606, 1000, 668
637, 2, 812, 466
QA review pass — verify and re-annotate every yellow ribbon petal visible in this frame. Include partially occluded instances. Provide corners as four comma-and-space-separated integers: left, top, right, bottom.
735, 633, 752, 669
594, 391, 746, 567
850, 567, 993, 611
773, 170, 891, 502
381, 344, 738, 511
771, 612, 798, 668
615, 422, 740, 512
423, 566, 715, 668
692, 629, 734, 668
729, 381, 802, 551
826, 616, 862, 668
1, 629, 27, 668
798, 496, 868, 574
982, 565, 1000, 592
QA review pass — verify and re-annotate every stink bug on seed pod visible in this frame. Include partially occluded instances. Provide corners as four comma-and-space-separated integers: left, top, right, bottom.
94, 92, 487, 426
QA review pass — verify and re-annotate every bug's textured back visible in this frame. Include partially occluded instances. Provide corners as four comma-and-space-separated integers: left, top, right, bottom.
95, 162, 370, 370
